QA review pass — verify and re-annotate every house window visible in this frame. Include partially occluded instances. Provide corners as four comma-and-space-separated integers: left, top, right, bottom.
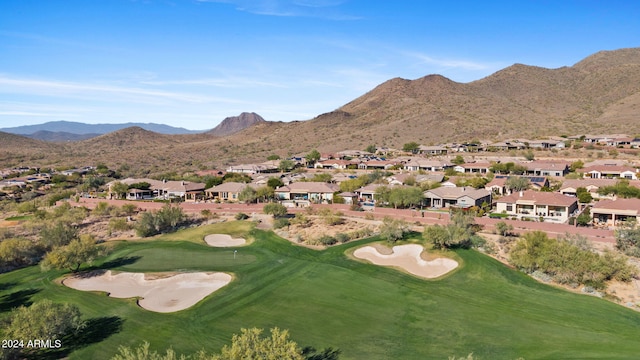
506, 205, 513, 212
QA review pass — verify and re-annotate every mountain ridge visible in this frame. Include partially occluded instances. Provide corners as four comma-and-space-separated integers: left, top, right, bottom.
1, 47, 640, 173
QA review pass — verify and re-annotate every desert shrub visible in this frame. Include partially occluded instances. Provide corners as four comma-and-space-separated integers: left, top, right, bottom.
290, 213, 311, 228
121, 203, 138, 215
317, 235, 337, 246
93, 201, 113, 216
17, 201, 38, 214
364, 213, 375, 220
510, 231, 637, 289
273, 218, 290, 229
201, 209, 213, 219
379, 216, 411, 243
134, 205, 186, 237
235, 212, 250, 220
335, 233, 350, 243
319, 209, 344, 226
263, 203, 288, 218
109, 217, 131, 232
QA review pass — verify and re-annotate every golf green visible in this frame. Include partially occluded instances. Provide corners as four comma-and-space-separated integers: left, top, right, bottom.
1, 222, 640, 359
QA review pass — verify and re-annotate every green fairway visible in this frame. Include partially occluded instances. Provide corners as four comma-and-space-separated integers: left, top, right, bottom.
1, 221, 640, 359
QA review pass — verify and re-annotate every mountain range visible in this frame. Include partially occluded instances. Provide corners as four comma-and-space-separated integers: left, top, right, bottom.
0, 120, 201, 141
1, 47, 640, 174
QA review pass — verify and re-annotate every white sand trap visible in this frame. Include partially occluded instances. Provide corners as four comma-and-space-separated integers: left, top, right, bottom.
63, 271, 232, 313
353, 244, 458, 279
204, 234, 247, 247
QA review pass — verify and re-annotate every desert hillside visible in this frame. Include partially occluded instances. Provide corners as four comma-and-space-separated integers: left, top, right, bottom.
1, 48, 640, 172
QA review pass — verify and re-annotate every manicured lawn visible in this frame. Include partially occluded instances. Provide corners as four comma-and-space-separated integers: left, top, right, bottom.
3, 214, 33, 221
1, 221, 640, 359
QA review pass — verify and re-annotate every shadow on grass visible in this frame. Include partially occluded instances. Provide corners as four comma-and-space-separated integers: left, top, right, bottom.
96, 256, 141, 270
32, 316, 124, 360
0, 281, 18, 292
0, 288, 41, 313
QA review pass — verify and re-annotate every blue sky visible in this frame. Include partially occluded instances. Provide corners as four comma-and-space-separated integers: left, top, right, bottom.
1, 0, 639, 130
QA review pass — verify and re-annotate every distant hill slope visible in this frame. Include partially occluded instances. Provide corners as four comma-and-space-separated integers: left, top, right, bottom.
1, 120, 201, 137
1, 48, 640, 173
207, 112, 266, 136
25, 130, 100, 142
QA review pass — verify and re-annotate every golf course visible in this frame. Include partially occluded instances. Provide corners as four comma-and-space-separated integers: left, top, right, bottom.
1, 220, 640, 359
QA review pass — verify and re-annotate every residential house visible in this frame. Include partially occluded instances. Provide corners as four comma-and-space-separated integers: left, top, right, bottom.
358, 160, 399, 170
453, 162, 491, 174
591, 198, 640, 228
226, 163, 277, 174
485, 176, 508, 195
355, 183, 387, 203
315, 159, 358, 170
403, 158, 451, 172
487, 141, 526, 151
528, 139, 566, 149
423, 187, 491, 209
336, 150, 373, 159
485, 176, 548, 195
582, 165, 638, 180
418, 145, 448, 155
495, 190, 578, 223
110, 178, 205, 201
558, 178, 629, 199
275, 182, 339, 205
205, 182, 250, 202
126, 188, 153, 200
521, 160, 570, 177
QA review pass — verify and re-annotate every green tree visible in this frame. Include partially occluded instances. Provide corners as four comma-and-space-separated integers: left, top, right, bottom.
374, 185, 391, 204
278, 159, 295, 172
576, 207, 591, 226
615, 220, 640, 257
505, 177, 530, 192
576, 187, 593, 203
39, 222, 79, 249
387, 187, 424, 209
135, 212, 158, 237
41, 235, 101, 272
0, 238, 42, 269
267, 177, 284, 189
523, 149, 535, 161
570, 160, 584, 172
379, 217, 411, 243
263, 203, 288, 218
267, 154, 281, 161
424, 212, 477, 249
110, 181, 129, 199
495, 221, 514, 236
305, 149, 321, 166
213, 327, 304, 360
338, 178, 366, 193
111, 341, 184, 360
256, 186, 275, 202
403, 142, 420, 154
5, 300, 85, 357
365, 144, 377, 154
310, 173, 333, 183
452, 155, 465, 165
238, 186, 258, 204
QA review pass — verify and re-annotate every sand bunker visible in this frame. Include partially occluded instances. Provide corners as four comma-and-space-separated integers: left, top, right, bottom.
353, 244, 458, 279
63, 271, 232, 313
204, 234, 247, 247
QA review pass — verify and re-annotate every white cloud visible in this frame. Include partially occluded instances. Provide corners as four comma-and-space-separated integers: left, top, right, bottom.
404, 51, 491, 71
196, 0, 360, 19
0, 76, 242, 105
